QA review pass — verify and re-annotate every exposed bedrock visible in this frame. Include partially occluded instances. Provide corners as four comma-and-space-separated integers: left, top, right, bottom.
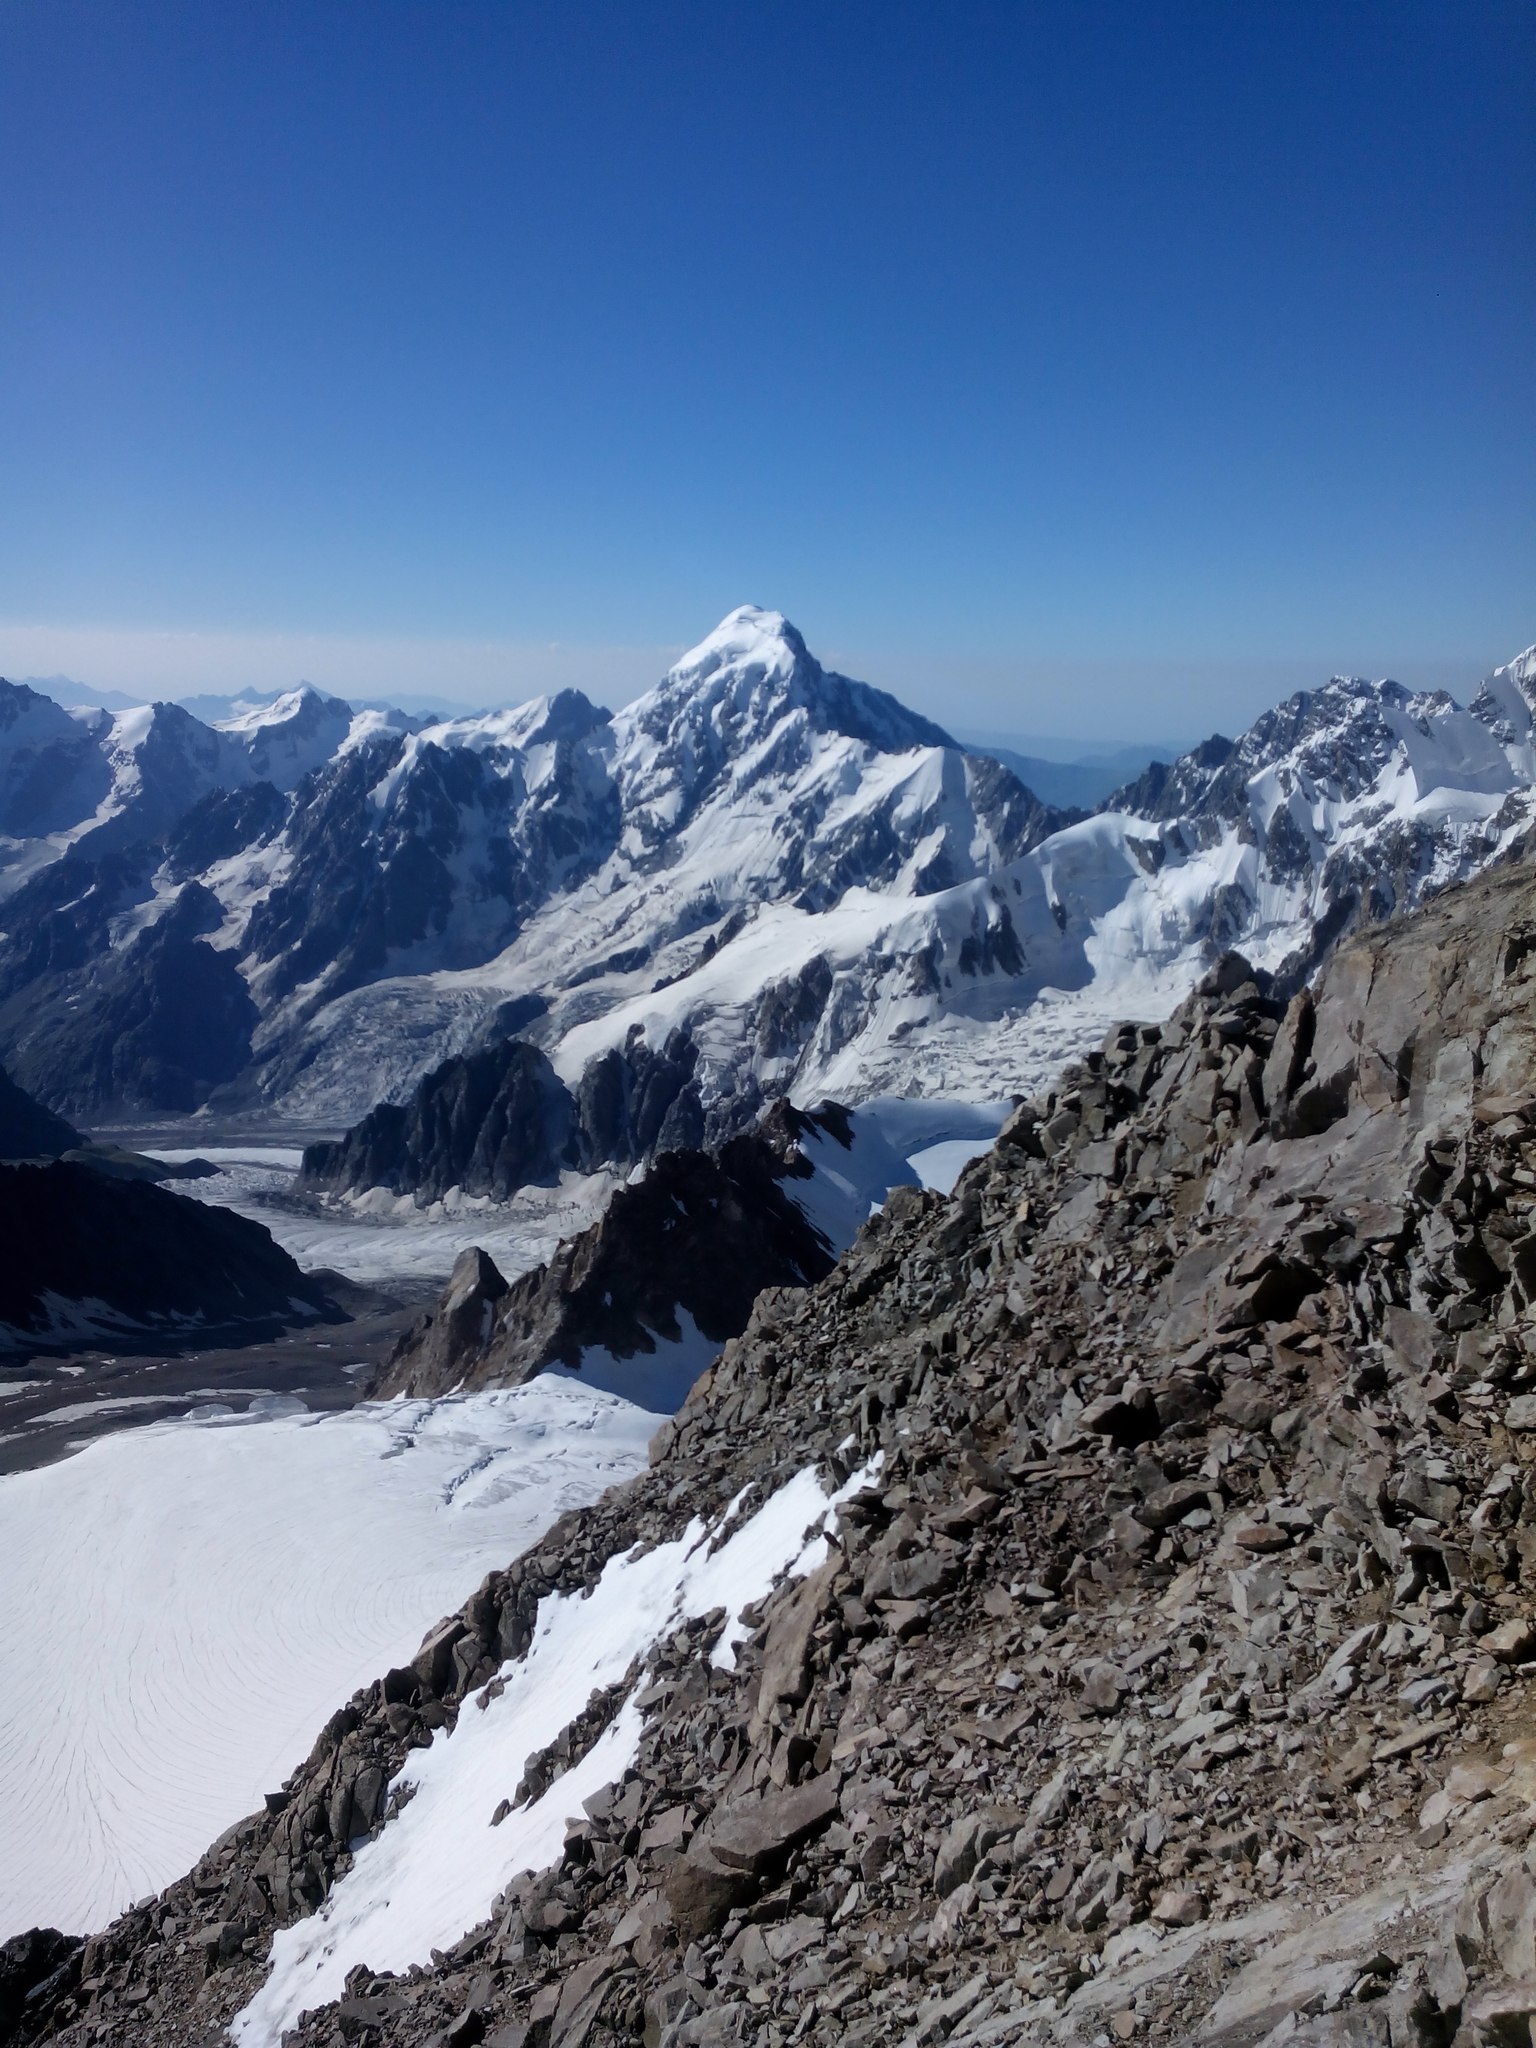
0, 885, 258, 1117
0, 1066, 80, 1161
0, 1161, 337, 1344
298, 1029, 715, 1202
378, 1102, 843, 1398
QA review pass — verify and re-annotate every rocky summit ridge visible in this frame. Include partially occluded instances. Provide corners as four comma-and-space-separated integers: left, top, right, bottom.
17, 849, 1536, 2045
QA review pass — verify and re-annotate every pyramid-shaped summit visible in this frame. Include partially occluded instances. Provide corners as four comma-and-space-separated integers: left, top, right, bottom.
633, 604, 956, 757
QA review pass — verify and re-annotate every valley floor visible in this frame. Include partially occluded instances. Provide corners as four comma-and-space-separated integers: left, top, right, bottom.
117, 1141, 622, 1290
0, 1298, 417, 1480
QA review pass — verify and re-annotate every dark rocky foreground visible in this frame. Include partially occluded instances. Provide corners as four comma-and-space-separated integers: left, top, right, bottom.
17, 854, 1536, 2046
377, 1102, 845, 1399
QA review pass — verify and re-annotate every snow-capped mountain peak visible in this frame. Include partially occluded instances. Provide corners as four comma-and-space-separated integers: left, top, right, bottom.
210, 683, 362, 792
1469, 642, 1536, 761
1, 617, 1532, 1138
211, 681, 342, 733
671, 602, 808, 684
628, 605, 953, 751
608, 607, 959, 853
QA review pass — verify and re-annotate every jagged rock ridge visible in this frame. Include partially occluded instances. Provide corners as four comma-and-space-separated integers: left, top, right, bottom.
378, 1101, 849, 1399
297, 1031, 714, 1203
25, 849, 1536, 2044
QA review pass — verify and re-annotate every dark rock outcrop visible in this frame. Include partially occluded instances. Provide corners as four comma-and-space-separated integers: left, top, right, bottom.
0, 1067, 79, 1160
0, 845, 161, 1007
0, 1931, 80, 2044
0, 1162, 336, 1344
299, 1038, 577, 1201
300, 1028, 716, 1203
569, 1030, 705, 1168
379, 1102, 842, 1398
163, 780, 287, 881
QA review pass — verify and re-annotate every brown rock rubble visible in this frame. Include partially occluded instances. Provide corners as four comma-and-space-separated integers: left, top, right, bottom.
17, 856, 1536, 2046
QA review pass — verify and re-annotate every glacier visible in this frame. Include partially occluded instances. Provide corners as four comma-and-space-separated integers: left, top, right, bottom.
0, 1381, 656, 1942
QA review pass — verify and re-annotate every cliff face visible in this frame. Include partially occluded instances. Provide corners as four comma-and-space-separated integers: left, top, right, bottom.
0, 1066, 79, 1160
21, 853, 1536, 2048
297, 1031, 713, 1205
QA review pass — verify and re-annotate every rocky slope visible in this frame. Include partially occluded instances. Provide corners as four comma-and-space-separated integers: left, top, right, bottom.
0, 1162, 339, 1347
377, 1103, 849, 1401
18, 847, 1536, 2044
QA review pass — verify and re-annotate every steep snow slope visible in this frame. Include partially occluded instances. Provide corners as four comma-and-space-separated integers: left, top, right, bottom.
233, 1456, 876, 2046
0, 1381, 654, 1940
0, 681, 409, 903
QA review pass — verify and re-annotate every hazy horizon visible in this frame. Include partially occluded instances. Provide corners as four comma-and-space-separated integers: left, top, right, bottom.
0, 609, 1523, 755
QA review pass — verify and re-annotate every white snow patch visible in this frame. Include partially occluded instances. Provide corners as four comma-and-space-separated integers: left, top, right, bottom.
549, 1306, 724, 1414
907, 1136, 997, 1193
788, 1095, 1008, 1249
235, 1455, 876, 2045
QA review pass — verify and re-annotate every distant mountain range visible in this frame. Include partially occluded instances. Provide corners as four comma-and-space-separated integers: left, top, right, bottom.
17, 675, 482, 723
958, 735, 1179, 811
1, 609, 1533, 1198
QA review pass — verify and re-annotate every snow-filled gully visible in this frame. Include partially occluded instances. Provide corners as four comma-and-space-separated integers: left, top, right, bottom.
233, 1455, 880, 2047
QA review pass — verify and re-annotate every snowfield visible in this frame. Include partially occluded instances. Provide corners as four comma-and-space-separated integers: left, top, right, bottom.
234, 1456, 879, 2046
0, 1382, 657, 1942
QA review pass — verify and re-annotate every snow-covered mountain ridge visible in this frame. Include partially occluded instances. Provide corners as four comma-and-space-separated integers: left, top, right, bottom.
0, 610, 1532, 1139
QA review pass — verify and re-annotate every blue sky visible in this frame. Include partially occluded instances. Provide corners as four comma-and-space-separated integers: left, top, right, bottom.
1, 1, 1531, 740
